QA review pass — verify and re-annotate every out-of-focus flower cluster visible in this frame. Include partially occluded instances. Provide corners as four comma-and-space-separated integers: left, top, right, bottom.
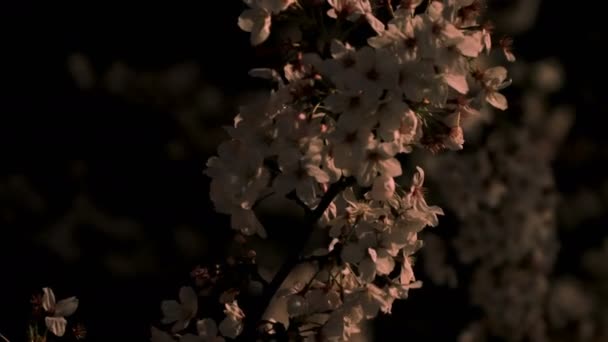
145, 1, 512, 341
421, 58, 573, 341
67, 55, 229, 156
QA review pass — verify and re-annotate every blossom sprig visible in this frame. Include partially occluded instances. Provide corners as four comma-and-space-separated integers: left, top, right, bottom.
25, 287, 83, 342
154, 0, 511, 340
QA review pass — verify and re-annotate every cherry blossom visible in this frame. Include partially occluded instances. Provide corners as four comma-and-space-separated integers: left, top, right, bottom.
42, 287, 79, 337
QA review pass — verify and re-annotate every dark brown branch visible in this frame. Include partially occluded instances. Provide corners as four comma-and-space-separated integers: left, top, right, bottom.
242, 176, 355, 340
285, 190, 314, 216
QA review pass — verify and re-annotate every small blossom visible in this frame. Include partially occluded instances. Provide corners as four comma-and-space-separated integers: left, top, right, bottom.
41, 287, 79, 337
161, 286, 198, 333
238, 0, 296, 45
219, 301, 245, 339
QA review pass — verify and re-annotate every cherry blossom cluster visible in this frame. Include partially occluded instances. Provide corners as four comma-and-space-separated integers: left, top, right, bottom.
153, 0, 511, 340
421, 59, 572, 341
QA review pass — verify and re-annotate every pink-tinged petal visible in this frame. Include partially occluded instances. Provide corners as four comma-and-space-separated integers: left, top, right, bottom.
486, 91, 508, 110
456, 35, 482, 57
483, 32, 492, 52
365, 13, 385, 34
427, 1, 444, 20
484, 66, 508, 85
380, 158, 402, 177
505, 50, 516, 62
356, 161, 376, 187
219, 317, 244, 339
54, 297, 78, 317
251, 15, 272, 46
161, 300, 181, 324
231, 208, 267, 238
371, 174, 395, 201
375, 249, 396, 275
413, 166, 425, 187
400, 255, 415, 285
306, 164, 330, 184
179, 287, 198, 318
237, 9, 259, 32
42, 287, 56, 312
359, 257, 377, 283
444, 73, 469, 94
45, 316, 67, 337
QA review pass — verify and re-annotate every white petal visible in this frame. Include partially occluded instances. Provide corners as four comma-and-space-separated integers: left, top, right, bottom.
427, 1, 444, 20
441, 23, 463, 41
371, 174, 395, 201
54, 297, 79, 317
483, 32, 492, 52
400, 256, 415, 285
161, 300, 181, 324
359, 257, 377, 283
250, 16, 272, 46
151, 327, 176, 342
42, 287, 56, 312
486, 91, 508, 110
197, 318, 218, 338
248, 68, 282, 82
231, 208, 267, 238
179, 287, 198, 317
365, 13, 385, 34
287, 295, 308, 317
356, 160, 376, 187
375, 249, 395, 275
218, 317, 244, 339
379, 158, 402, 177
237, 9, 259, 32
484, 66, 508, 84
412, 166, 425, 187
330, 40, 351, 59
456, 35, 482, 57
305, 164, 330, 184
505, 50, 516, 62
45, 316, 67, 337
444, 73, 469, 94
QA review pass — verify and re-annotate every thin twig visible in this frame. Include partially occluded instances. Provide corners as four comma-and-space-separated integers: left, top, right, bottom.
286, 190, 314, 216
252, 191, 276, 210
0, 332, 10, 342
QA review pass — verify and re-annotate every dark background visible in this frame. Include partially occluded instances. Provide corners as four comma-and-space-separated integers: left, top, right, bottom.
0, 1, 595, 341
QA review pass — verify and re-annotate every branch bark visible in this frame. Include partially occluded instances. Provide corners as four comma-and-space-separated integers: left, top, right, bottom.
242, 176, 355, 340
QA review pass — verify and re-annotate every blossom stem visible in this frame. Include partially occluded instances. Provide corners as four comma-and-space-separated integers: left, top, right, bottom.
0, 332, 9, 342
243, 177, 355, 339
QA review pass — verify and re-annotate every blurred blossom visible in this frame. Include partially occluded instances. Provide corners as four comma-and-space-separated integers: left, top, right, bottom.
0, 175, 46, 222
492, 0, 543, 34
67, 53, 96, 90
68, 56, 229, 154
38, 194, 154, 277
174, 225, 208, 261
422, 57, 572, 341
531, 59, 564, 93
558, 188, 604, 230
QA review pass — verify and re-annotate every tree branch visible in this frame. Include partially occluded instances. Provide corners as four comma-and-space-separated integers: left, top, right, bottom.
285, 190, 313, 216
242, 176, 355, 339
